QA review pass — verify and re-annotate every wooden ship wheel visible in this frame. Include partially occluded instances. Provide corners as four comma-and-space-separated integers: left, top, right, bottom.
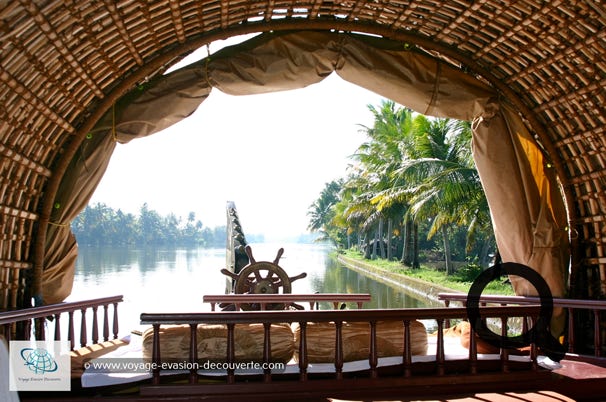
220, 245, 306, 310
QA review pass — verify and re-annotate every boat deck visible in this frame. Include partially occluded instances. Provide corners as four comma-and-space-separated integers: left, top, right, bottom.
6, 294, 606, 401
17, 357, 606, 401
331, 390, 577, 402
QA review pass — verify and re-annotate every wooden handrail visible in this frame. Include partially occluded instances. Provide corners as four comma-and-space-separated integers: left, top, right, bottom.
203, 293, 372, 310
0, 295, 123, 350
140, 305, 542, 388
0, 295, 124, 324
437, 293, 606, 310
141, 305, 540, 325
438, 293, 606, 358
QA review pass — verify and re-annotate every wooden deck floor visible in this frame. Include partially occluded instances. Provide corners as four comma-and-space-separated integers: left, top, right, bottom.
327, 357, 606, 402
18, 357, 606, 401
553, 357, 606, 380
331, 391, 576, 402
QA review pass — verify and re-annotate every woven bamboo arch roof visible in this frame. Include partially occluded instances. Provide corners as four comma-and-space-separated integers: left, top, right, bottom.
1, 1, 605, 310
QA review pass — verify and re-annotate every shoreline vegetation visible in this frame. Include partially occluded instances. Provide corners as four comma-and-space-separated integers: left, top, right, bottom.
307, 102, 501, 293
71, 202, 267, 247
335, 248, 515, 297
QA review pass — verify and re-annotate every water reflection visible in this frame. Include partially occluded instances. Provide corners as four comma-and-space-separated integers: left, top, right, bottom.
68, 243, 433, 334
309, 254, 432, 309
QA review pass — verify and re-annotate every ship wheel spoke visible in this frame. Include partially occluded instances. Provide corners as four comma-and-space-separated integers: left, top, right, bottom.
254, 270, 263, 282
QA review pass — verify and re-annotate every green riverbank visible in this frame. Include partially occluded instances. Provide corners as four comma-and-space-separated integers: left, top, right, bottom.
336, 251, 514, 305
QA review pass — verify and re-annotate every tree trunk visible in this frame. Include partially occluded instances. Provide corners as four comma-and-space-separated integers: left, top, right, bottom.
479, 238, 492, 268
362, 233, 371, 258
386, 218, 393, 260
372, 228, 378, 260
412, 222, 420, 269
401, 217, 413, 266
442, 225, 453, 274
395, 220, 404, 260
378, 218, 385, 259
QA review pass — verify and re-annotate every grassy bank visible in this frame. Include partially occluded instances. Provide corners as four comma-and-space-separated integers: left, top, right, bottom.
339, 249, 515, 296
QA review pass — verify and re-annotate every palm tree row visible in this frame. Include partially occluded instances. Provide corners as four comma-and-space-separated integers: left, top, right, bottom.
308, 100, 496, 274
71, 202, 226, 247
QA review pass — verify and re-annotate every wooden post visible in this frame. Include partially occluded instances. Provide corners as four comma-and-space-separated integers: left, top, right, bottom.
436, 319, 445, 376
335, 321, 343, 380
469, 321, 477, 375
227, 323, 235, 383
567, 307, 575, 353
403, 320, 412, 377
53, 313, 61, 341
500, 315, 509, 373
298, 322, 308, 382
80, 308, 87, 347
68, 311, 75, 351
263, 323, 272, 382
92, 306, 99, 344
103, 304, 109, 342
594, 309, 602, 357
152, 324, 161, 385
369, 321, 378, 378
112, 302, 119, 339
189, 324, 198, 383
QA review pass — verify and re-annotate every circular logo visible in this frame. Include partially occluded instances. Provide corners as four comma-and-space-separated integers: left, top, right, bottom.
20, 347, 59, 374
466, 262, 565, 361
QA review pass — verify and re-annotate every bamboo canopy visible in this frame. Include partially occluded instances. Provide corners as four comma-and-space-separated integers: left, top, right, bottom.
0, 1, 605, 313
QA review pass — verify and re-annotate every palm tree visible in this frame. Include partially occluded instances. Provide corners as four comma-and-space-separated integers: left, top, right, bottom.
380, 116, 492, 274
138, 203, 165, 244
352, 100, 417, 261
340, 170, 379, 257
309, 101, 494, 270
307, 179, 343, 245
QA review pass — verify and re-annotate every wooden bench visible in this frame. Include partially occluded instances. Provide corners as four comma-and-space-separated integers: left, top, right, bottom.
139, 305, 548, 400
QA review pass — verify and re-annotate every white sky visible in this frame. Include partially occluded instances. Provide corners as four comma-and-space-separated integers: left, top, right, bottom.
89, 36, 386, 241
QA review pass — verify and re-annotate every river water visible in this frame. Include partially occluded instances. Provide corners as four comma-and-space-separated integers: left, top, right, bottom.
66, 242, 433, 335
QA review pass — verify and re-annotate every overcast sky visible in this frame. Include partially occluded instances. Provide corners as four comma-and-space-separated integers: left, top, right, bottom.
88, 36, 385, 241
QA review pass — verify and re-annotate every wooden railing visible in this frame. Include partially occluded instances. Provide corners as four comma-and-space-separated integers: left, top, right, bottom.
438, 293, 606, 358
0, 295, 123, 350
140, 305, 541, 394
203, 293, 372, 310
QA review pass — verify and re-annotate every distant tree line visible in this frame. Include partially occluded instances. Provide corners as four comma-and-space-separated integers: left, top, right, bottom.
71, 202, 226, 247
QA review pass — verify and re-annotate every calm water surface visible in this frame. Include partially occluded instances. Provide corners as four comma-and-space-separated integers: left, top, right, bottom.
66, 243, 433, 335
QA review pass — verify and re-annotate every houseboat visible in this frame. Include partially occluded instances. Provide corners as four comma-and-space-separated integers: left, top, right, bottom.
1, 1, 606, 400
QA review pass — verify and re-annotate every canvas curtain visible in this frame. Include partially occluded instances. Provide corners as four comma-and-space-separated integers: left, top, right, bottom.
43, 31, 569, 334
42, 130, 116, 304
472, 104, 569, 335
40, 55, 213, 304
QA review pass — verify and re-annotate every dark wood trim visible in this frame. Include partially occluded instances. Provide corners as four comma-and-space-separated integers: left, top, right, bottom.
203, 293, 371, 310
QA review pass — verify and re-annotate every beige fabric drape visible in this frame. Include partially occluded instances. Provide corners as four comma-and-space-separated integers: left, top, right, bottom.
40, 60, 213, 304
42, 131, 116, 304
43, 31, 569, 334
472, 104, 568, 335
